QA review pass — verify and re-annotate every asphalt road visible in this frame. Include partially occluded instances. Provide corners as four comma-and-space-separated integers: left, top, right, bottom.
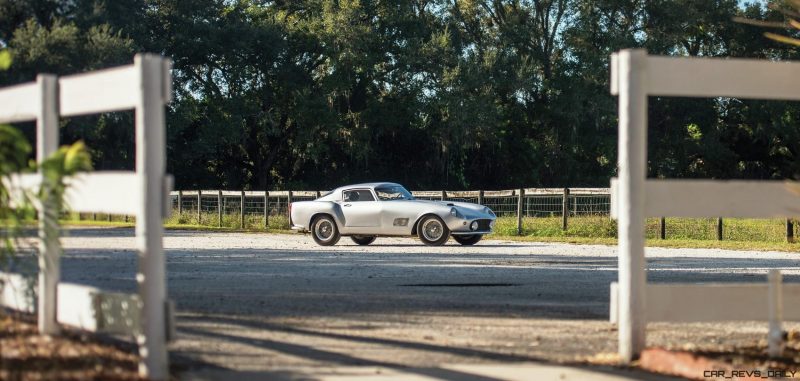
51, 228, 800, 379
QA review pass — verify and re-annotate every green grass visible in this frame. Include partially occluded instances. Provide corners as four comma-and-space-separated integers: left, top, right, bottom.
54, 210, 800, 252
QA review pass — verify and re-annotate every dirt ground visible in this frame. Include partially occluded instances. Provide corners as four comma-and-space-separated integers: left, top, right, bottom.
46, 228, 800, 379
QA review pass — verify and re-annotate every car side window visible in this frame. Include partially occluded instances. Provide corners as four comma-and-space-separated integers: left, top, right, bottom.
342, 189, 375, 202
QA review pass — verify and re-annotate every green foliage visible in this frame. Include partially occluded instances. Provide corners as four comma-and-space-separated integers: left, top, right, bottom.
0, 125, 32, 267
0, 49, 10, 70
38, 141, 93, 213
0, 1, 798, 191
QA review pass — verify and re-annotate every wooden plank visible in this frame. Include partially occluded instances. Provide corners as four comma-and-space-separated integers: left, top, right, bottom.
0, 273, 144, 334
568, 188, 611, 195
292, 191, 317, 197
7, 172, 143, 215
645, 55, 800, 100
9, 172, 171, 217
445, 191, 480, 198
0, 82, 39, 123
483, 190, 516, 197
57, 283, 141, 334
60, 65, 140, 116
0, 272, 35, 313
522, 188, 570, 195
609, 282, 800, 323
411, 191, 441, 198
173, 189, 611, 198
611, 179, 800, 219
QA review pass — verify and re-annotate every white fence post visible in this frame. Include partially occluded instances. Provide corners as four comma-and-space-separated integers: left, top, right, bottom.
769, 270, 784, 358
134, 54, 170, 380
616, 49, 648, 362
36, 74, 60, 335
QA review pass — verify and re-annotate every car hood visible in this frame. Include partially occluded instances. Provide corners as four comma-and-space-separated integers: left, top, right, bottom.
397, 199, 493, 216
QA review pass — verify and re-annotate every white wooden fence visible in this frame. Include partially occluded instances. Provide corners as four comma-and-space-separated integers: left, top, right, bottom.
0, 54, 173, 380
609, 49, 800, 362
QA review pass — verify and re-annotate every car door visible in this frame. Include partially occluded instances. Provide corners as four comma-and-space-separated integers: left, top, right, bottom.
340, 189, 381, 227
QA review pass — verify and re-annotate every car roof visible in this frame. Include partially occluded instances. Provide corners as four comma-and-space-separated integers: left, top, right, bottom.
333, 182, 401, 193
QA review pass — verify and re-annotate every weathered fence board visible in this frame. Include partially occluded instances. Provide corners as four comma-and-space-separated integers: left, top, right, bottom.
610, 179, 800, 219
609, 281, 800, 323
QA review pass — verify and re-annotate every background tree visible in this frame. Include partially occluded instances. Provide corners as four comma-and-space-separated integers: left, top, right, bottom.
0, 0, 795, 191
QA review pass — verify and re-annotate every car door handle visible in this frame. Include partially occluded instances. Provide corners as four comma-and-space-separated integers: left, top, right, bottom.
343, 204, 351, 207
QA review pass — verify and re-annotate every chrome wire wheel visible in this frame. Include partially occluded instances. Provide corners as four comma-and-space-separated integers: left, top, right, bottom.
315, 219, 334, 241
417, 215, 449, 245
422, 219, 443, 241
312, 215, 340, 246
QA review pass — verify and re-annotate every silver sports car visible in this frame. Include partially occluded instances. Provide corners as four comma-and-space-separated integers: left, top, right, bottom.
290, 182, 496, 246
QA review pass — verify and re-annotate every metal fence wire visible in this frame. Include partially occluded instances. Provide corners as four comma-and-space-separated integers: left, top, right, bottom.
155, 188, 797, 243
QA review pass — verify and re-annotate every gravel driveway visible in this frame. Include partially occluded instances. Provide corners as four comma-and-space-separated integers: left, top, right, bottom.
54, 228, 800, 378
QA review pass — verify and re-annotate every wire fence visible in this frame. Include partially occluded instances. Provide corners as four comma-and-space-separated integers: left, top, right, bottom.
64, 188, 796, 243
84, 187, 787, 243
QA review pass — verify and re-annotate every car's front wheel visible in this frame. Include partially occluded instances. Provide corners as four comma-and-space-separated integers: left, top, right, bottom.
417, 215, 450, 246
453, 234, 482, 245
351, 235, 376, 245
312, 215, 340, 246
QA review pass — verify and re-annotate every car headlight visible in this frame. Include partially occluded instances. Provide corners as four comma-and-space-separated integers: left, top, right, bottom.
484, 207, 495, 216
450, 207, 462, 218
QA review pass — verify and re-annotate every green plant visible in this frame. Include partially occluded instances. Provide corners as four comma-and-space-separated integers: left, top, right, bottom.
0, 125, 33, 269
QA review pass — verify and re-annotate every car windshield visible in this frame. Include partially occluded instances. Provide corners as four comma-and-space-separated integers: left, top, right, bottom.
375, 185, 414, 201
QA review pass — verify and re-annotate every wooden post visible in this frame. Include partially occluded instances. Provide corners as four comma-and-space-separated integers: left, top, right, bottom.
574, 193, 578, 215
36, 74, 59, 335
196, 190, 201, 224
217, 190, 222, 227
93, 213, 97, 220
787, 219, 794, 243
716, 217, 723, 241
768, 270, 784, 358
562, 188, 570, 231
441, 190, 446, 201
316, 190, 321, 199
107, 213, 112, 222
264, 191, 269, 229
516, 188, 524, 235
177, 190, 182, 214
240, 190, 245, 228
659, 217, 666, 239
133, 54, 169, 380
616, 49, 648, 362
287, 191, 293, 228
478, 190, 484, 206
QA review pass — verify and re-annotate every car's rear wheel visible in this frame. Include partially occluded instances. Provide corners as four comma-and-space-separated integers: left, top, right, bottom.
351, 235, 376, 245
312, 215, 340, 246
417, 215, 449, 246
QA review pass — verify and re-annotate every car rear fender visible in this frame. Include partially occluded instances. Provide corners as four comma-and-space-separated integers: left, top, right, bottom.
308, 205, 345, 229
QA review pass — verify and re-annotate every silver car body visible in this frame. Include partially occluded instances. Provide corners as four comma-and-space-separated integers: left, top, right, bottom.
290, 182, 496, 236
